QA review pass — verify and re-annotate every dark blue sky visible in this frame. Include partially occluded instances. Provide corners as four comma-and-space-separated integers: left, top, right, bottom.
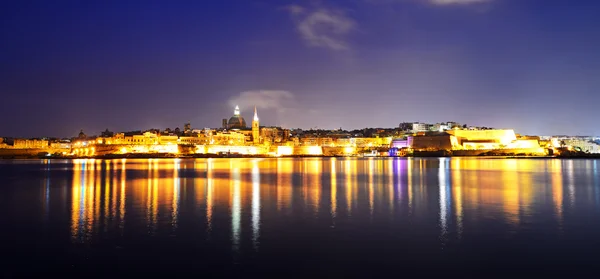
1, 0, 599, 137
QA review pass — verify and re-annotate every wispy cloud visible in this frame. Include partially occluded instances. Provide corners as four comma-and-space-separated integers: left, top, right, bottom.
228, 90, 295, 113
366, 0, 493, 6
429, 0, 491, 5
284, 4, 356, 51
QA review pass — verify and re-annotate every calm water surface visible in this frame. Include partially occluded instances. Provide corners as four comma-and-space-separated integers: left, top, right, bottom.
2, 158, 600, 276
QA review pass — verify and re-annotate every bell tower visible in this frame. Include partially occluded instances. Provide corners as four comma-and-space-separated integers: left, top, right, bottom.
252, 106, 260, 144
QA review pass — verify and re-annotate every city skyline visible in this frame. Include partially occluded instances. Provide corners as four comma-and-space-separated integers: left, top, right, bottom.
2, 0, 599, 137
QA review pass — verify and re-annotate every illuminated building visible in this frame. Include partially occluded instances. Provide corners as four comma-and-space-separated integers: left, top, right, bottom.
179, 135, 209, 145
13, 139, 49, 149
552, 138, 600, 153
50, 141, 71, 149
261, 127, 289, 144
210, 130, 246, 146
252, 106, 260, 145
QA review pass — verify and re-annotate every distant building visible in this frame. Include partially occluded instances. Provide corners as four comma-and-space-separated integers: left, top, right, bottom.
398, 122, 413, 131
101, 129, 114, 137
412, 123, 430, 133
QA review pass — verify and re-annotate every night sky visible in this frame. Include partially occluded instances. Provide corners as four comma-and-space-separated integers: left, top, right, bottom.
2, 0, 599, 138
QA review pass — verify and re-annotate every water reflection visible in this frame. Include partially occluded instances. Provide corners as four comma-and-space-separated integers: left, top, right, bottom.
60, 157, 600, 250
439, 158, 449, 242
206, 158, 214, 236
231, 161, 242, 254
252, 162, 260, 250
331, 158, 337, 223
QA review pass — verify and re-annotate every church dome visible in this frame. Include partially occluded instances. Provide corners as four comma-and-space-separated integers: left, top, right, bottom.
227, 105, 247, 129
228, 115, 247, 129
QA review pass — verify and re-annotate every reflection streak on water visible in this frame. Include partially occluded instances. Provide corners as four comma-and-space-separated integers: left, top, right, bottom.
595, 161, 600, 211
566, 160, 575, 207
44, 160, 50, 221
276, 159, 292, 212
119, 160, 126, 232
388, 159, 394, 214
368, 158, 374, 216
310, 159, 321, 214
104, 161, 111, 231
252, 162, 260, 249
502, 160, 520, 226
206, 159, 214, 235
451, 158, 463, 238
551, 160, 563, 228
231, 163, 241, 253
439, 158, 448, 239
146, 160, 159, 234
59, 157, 597, 247
172, 160, 180, 231
111, 162, 117, 226
331, 158, 337, 220
407, 159, 413, 215
345, 159, 352, 214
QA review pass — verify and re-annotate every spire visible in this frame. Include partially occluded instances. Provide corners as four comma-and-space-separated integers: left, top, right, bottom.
253, 106, 259, 121
234, 105, 240, 116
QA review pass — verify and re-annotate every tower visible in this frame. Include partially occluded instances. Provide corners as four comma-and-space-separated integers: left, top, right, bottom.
252, 106, 260, 144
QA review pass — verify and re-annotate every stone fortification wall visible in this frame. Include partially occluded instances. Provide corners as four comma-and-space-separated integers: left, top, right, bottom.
447, 129, 517, 143
452, 148, 547, 156
0, 148, 70, 157
410, 135, 453, 150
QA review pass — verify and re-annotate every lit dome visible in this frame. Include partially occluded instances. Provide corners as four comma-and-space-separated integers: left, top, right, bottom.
227, 105, 247, 129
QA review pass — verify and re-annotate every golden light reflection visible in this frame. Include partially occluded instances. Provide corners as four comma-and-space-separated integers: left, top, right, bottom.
388, 158, 394, 213
277, 158, 293, 212
451, 158, 463, 238
93, 163, 101, 234
172, 160, 180, 230
308, 159, 321, 214
104, 162, 112, 230
119, 160, 126, 232
345, 159, 352, 214
111, 162, 117, 224
501, 160, 520, 225
368, 158, 374, 216
251, 162, 260, 250
517, 161, 535, 219
330, 158, 337, 220
145, 160, 159, 234
71, 161, 82, 242
206, 159, 214, 234
231, 163, 241, 253
551, 160, 563, 226
63, 157, 574, 246
407, 158, 413, 214
351, 159, 359, 213
71, 159, 101, 243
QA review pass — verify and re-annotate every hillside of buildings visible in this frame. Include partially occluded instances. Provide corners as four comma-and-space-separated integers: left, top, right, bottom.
1, 107, 600, 159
